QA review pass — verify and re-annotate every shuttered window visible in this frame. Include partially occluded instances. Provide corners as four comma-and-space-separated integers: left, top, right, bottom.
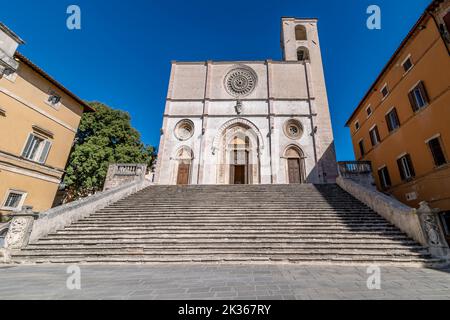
397, 154, 415, 181
428, 137, 447, 167
21, 133, 52, 164
386, 108, 400, 132
378, 167, 392, 190
402, 58, 413, 73
381, 85, 389, 98
369, 126, 380, 147
408, 81, 429, 112
358, 140, 365, 158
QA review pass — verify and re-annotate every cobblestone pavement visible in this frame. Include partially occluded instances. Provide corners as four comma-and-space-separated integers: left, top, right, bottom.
0, 264, 450, 300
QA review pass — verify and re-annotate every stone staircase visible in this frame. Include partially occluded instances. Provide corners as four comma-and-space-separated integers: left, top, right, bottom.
11, 184, 445, 266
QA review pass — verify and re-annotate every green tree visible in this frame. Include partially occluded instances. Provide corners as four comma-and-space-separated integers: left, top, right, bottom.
63, 102, 156, 200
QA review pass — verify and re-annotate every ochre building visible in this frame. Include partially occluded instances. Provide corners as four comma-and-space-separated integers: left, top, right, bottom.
0, 23, 93, 217
346, 1, 450, 217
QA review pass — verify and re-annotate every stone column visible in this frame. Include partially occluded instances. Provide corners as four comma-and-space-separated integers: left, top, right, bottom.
416, 201, 449, 259
3, 206, 39, 250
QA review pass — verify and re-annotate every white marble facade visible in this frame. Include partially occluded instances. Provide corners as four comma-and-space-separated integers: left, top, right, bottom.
156, 18, 337, 185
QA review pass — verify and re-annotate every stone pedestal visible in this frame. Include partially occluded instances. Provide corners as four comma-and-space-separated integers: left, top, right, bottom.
3, 206, 38, 250
417, 201, 450, 258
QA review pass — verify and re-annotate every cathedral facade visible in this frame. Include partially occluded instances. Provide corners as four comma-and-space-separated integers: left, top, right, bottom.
155, 18, 337, 185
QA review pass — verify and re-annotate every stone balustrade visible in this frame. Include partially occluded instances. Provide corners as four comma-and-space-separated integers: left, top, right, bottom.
336, 175, 449, 260
0, 178, 151, 262
103, 163, 147, 191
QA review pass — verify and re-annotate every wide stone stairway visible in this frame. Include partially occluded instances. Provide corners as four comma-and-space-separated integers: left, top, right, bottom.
11, 184, 445, 266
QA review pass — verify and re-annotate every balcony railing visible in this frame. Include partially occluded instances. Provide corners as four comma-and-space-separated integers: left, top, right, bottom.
338, 161, 372, 175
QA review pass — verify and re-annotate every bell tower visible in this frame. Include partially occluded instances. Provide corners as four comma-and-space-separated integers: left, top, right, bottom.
280, 17, 338, 183
280, 17, 319, 62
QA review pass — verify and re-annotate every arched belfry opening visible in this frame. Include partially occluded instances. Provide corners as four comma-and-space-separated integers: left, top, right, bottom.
174, 146, 193, 185
284, 146, 306, 184
297, 47, 310, 62
295, 25, 307, 41
215, 120, 262, 185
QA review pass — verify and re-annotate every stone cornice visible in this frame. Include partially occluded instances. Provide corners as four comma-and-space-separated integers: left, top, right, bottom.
0, 150, 64, 176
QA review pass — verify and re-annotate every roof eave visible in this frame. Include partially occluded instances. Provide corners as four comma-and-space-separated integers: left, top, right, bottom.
14, 52, 95, 113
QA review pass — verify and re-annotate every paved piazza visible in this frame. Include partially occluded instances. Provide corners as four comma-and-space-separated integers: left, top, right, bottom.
0, 264, 450, 300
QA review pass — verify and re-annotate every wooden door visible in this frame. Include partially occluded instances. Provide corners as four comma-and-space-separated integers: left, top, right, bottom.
288, 158, 301, 184
177, 163, 190, 185
234, 165, 246, 184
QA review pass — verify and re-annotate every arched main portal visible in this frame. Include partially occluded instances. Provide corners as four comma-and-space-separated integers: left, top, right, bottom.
215, 120, 261, 184
284, 146, 306, 184
229, 135, 250, 184
174, 146, 193, 185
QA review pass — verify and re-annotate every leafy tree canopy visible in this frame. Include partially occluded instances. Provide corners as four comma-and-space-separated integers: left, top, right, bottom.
63, 102, 156, 200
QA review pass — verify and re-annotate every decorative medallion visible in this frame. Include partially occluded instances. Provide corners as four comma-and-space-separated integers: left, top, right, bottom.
174, 119, 194, 141
224, 65, 257, 97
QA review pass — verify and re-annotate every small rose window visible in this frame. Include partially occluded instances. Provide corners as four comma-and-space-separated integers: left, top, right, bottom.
284, 119, 303, 140
175, 120, 194, 141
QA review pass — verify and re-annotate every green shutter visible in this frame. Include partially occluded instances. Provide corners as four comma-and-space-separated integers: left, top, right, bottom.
21, 134, 34, 158
38, 140, 52, 164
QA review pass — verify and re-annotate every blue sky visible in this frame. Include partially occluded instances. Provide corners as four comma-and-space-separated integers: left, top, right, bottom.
2, 0, 431, 160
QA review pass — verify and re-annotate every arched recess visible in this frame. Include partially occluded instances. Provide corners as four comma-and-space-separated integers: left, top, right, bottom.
212, 118, 264, 155
295, 25, 307, 41
297, 46, 310, 62
214, 118, 263, 184
173, 146, 193, 185
283, 145, 306, 184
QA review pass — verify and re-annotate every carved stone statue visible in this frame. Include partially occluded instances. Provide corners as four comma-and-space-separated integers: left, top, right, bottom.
235, 100, 243, 115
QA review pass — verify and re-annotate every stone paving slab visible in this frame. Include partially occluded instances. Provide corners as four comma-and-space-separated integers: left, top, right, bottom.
0, 264, 449, 300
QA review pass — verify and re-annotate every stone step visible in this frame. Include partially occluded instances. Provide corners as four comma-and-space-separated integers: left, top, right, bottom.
60, 226, 399, 233
63, 223, 396, 230
109, 199, 370, 209
73, 219, 393, 224
50, 228, 406, 236
11, 256, 445, 268
23, 243, 426, 251
42, 234, 412, 241
13, 249, 431, 258
32, 238, 420, 245
82, 215, 386, 220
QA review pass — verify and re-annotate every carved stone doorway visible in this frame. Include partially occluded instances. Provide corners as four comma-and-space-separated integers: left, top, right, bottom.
285, 146, 305, 184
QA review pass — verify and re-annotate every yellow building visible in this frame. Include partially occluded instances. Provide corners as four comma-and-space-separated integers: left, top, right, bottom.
346, 0, 450, 219
0, 23, 94, 218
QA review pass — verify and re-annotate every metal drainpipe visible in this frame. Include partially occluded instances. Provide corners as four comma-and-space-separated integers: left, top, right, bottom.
302, 59, 320, 182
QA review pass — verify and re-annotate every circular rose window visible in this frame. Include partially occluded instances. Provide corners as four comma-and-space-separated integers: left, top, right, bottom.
284, 119, 303, 140
174, 120, 194, 141
224, 66, 257, 97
